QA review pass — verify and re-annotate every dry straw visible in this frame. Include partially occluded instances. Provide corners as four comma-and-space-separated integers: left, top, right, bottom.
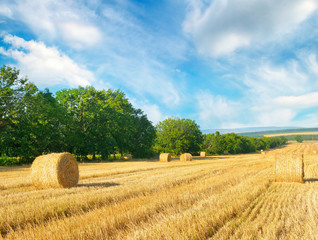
180, 153, 192, 161
200, 152, 206, 157
31, 152, 79, 189
159, 153, 171, 162
275, 152, 304, 183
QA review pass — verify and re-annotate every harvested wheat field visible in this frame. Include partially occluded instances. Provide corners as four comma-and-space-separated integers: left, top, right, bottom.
1, 143, 318, 240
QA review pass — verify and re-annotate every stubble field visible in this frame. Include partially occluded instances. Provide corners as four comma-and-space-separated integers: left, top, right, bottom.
1, 142, 318, 240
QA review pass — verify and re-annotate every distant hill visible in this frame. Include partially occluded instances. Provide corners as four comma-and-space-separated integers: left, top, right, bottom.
202, 126, 301, 135
202, 127, 318, 138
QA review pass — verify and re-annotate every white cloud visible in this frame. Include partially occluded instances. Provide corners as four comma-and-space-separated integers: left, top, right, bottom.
3, 0, 102, 48
59, 22, 102, 48
236, 54, 318, 127
140, 104, 164, 125
274, 92, 318, 108
2, 0, 185, 108
0, 5, 13, 18
129, 98, 165, 124
244, 61, 308, 98
184, 0, 317, 57
307, 53, 318, 75
256, 108, 296, 126
99, 55, 181, 107
196, 91, 239, 128
0, 35, 95, 88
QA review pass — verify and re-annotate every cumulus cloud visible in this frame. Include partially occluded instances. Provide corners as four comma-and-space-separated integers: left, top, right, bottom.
184, 0, 317, 57
0, 35, 95, 88
1, 0, 102, 48
1, 0, 185, 108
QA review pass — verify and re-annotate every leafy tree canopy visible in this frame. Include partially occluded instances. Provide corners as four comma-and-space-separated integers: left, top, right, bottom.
155, 118, 203, 155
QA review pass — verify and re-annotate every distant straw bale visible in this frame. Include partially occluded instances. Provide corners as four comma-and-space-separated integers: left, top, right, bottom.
31, 152, 79, 189
159, 153, 171, 162
180, 153, 192, 161
124, 154, 132, 160
224, 151, 229, 155
200, 152, 206, 157
275, 152, 304, 183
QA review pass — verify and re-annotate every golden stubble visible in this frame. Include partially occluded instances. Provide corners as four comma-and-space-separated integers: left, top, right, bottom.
0, 142, 317, 240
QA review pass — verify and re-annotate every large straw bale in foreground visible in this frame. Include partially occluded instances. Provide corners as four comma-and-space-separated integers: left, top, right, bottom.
200, 152, 206, 157
180, 153, 192, 161
275, 152, 304, 183
159, 153, 171, 162
31, 152, 79, 189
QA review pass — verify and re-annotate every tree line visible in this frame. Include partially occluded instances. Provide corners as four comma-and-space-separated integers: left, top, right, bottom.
0, 65, 288, 165
203, 132, 287, 154
0, 65, 155, 163
153, 118, 287, 156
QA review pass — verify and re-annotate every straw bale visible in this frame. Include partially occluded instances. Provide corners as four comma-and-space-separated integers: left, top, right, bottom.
159, 153, 171, 162
224, 151, 229, 155
31, 152, 79, 189
180, 153, 192, 161
200, 152, 206, 157
124, 154, 132, 160
275, 152, 304, 183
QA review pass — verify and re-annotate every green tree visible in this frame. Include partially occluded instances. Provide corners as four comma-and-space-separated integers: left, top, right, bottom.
56, 86, 116, 159
203, 133, 287, 155
155, 118, 203, 155
0, 65, 28, 134
295, 135, 303, 143
128, 109, 156, 158
56, 87, 156, 159
3, 84, 69, 160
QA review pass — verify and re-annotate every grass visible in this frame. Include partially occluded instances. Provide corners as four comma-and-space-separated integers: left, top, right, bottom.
0, 143, 318, 239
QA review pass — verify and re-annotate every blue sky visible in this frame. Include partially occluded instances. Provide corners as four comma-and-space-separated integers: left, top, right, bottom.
1, 0, 318, 129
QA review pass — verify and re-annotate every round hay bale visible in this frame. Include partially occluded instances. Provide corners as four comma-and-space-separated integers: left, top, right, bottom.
124, 154, 132, 160
275, 152, 304, 183
224, 150, 229, 155
159, 153, 171, 162
180, 153, 192, 161
31, 152, 79, 189
200, 152, 206, 157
